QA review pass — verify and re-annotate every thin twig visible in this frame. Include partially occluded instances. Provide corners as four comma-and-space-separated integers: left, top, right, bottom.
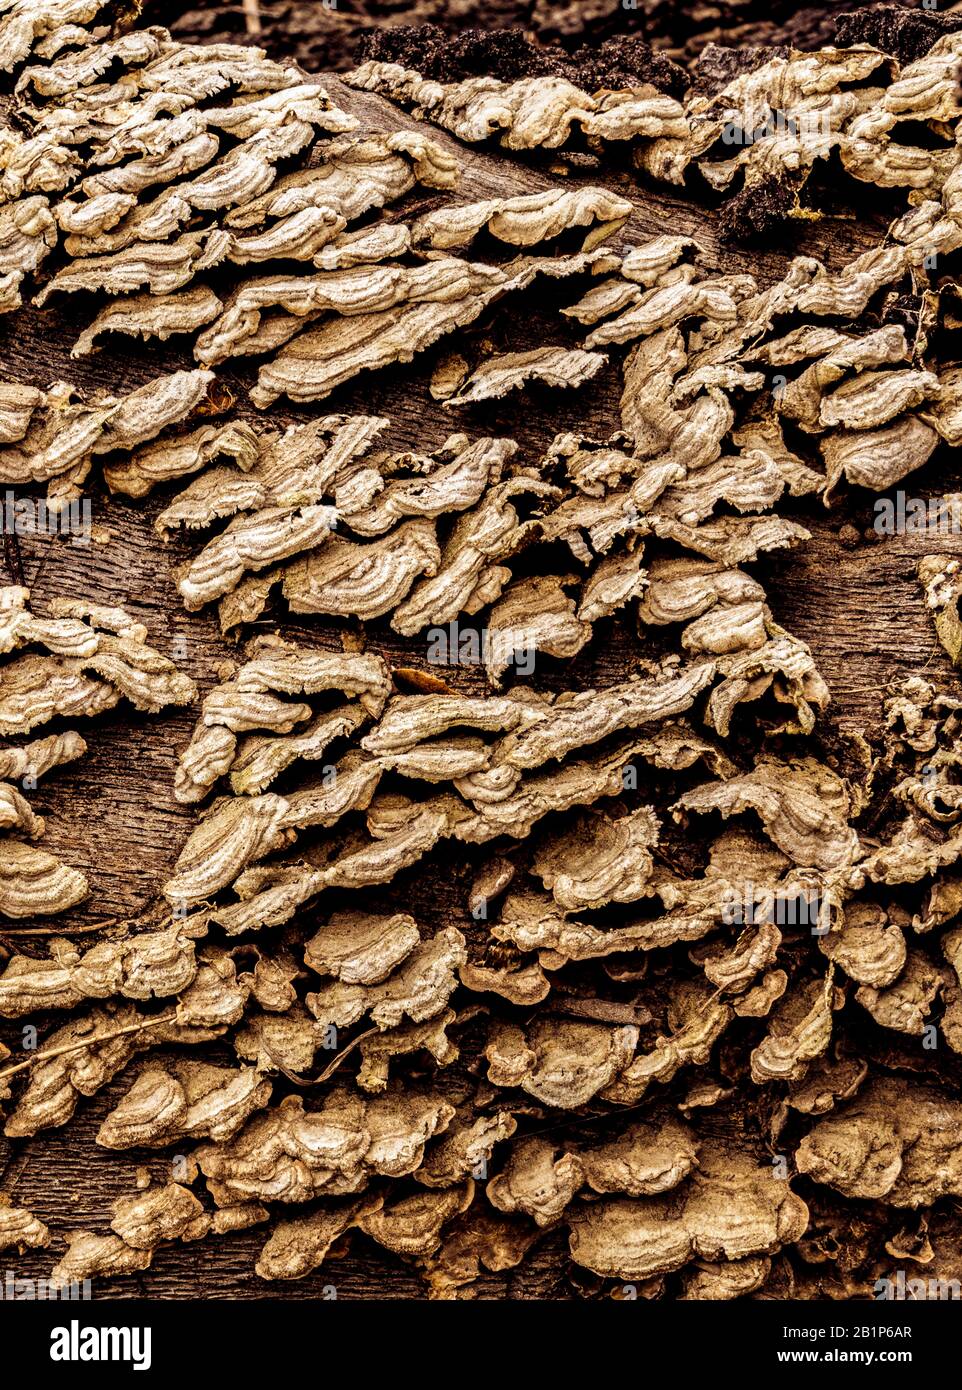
264, 1026, 381, 1088
0, 919, 127, 936
242, 0, 262, 35
0, 1011, 176, 1084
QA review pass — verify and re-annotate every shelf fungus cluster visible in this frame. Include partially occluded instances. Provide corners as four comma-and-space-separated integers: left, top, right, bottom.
0, 585, 195, 918
6, 7, 962, 1306
162, 642, 720, 909
5, 640, 962, 1296
18, 228, 939, 789
0, 365, 240, 512
347, 29, 962, 240
0, 7, 649, 413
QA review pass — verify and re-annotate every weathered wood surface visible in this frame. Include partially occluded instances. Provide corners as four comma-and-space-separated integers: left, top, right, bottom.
0, 77, 959, 1300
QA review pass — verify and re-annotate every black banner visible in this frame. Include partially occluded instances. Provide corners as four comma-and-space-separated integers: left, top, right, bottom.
1, 1295, 948, 1379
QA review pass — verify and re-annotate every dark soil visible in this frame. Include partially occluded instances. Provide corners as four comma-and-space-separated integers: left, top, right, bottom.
835, 3, 962, 64
142, 0, 937, 79
354, 25, 687, 97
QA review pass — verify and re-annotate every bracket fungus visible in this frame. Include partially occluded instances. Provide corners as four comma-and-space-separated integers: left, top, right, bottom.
6, 7, 962, 1305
